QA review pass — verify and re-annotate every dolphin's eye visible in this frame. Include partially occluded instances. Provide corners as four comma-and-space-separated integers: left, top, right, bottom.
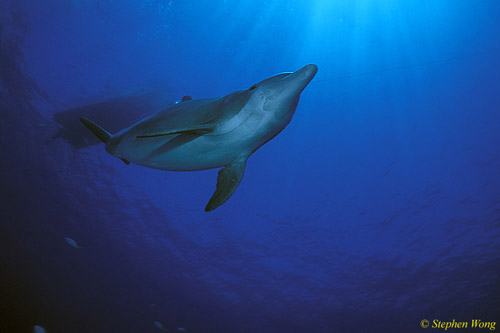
249, 84, 257, 91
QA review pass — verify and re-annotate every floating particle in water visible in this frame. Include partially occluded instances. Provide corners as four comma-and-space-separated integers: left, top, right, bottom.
64, 237, 81, 250
33, 325, 46, 333
154, 321, 167, 331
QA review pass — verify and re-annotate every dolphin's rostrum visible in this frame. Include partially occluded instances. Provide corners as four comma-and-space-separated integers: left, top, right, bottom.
81, 64, 318, 211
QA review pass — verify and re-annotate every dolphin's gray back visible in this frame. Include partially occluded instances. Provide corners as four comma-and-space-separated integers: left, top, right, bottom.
121, 90, 250, 138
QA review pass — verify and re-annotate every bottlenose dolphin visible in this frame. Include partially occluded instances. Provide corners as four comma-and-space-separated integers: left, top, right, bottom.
81, 64, 318, 211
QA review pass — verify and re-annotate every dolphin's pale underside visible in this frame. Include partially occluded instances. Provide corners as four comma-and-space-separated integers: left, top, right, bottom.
81, 64, 318, 211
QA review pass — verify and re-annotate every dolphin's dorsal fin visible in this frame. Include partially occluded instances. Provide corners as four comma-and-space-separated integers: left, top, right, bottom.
181, 95, 193, 102
136, 124, 215, 139
205, 158, 247, 212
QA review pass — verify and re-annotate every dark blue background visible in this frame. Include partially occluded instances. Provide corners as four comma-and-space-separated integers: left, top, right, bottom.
1, 1, 499, 332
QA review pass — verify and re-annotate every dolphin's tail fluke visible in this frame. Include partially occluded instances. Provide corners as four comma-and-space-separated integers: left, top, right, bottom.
79, 117, 130, 165
79, 117, 111, 143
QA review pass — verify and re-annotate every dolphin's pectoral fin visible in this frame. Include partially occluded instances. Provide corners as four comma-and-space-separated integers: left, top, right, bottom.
205, 158, 247, 212
136, 124, 215, 139
147, 133, 199, 159
121, 158, 130, 165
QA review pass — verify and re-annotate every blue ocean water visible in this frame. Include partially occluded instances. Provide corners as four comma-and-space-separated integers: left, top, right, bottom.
1, 0, 500, 332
